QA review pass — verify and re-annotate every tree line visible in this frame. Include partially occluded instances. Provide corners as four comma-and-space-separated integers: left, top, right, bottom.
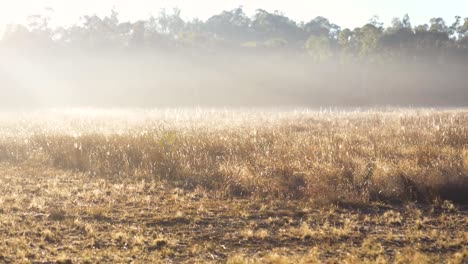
1, 7, 467, 62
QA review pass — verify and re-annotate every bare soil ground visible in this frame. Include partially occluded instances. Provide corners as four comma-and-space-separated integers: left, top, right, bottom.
0, 163, 466, 263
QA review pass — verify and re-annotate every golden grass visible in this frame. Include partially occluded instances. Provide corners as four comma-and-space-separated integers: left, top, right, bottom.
0, 162, 466, 263
0, 109, 467, 204
0, 108, 466, 262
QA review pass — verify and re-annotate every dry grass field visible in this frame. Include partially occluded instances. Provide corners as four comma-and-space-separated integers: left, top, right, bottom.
0, 108, 467, 263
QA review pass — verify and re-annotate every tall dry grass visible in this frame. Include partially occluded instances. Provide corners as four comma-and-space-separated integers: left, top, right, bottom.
0, 109, 467, 203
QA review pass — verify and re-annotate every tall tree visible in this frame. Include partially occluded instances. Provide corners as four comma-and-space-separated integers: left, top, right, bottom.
205, 7, 251, 42
157, 8, 185, 36
304, 16, 340, 39
251, 9, 302, 42
381, 14, 414, 54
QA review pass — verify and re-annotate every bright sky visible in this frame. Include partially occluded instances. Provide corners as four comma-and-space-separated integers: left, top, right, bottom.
0, 0, 466, 30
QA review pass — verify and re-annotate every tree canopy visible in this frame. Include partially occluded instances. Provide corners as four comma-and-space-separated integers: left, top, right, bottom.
1, 8, 466, 63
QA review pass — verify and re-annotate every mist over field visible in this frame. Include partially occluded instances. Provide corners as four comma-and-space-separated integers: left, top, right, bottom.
0, 50, 467, 108
0, 8, 467, 108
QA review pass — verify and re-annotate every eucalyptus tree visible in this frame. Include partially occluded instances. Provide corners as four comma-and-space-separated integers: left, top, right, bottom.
205, 6, 251, 42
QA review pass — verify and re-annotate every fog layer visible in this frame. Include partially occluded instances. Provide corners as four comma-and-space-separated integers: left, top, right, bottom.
1, 48, 466, 108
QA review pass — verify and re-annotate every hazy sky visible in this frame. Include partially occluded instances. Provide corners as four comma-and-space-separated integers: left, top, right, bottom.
0, 0, 466, 30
